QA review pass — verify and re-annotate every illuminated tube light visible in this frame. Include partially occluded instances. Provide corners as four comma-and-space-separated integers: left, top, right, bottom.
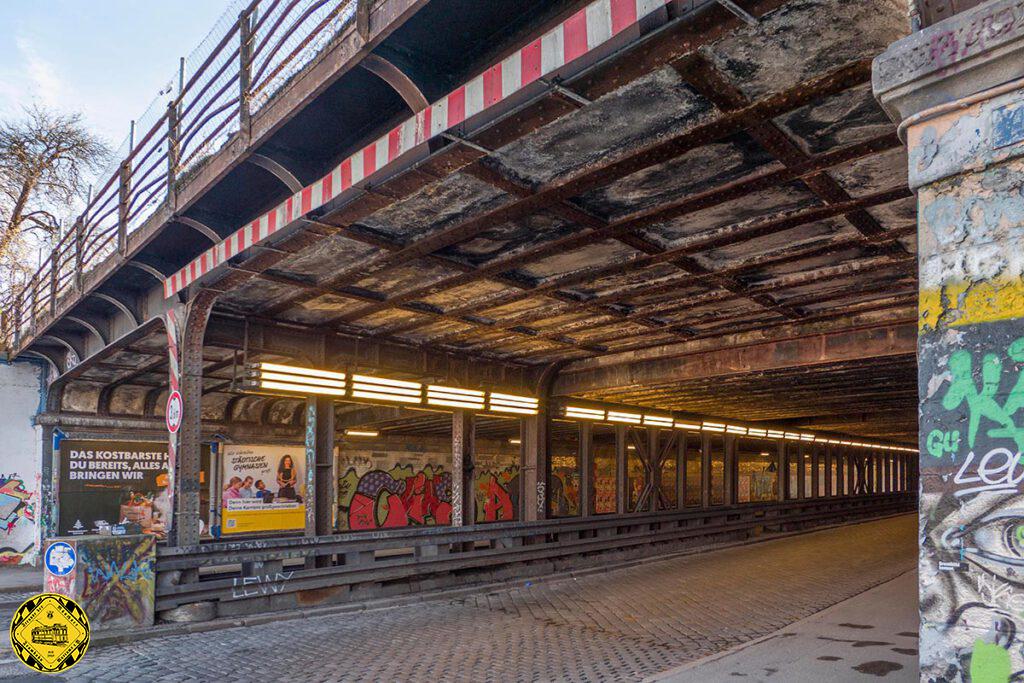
566, 406, 606, 420
800, 433, 815, 442
674, 421, 702, 431
351, 374, 422, 404
643, 414, 674, 427
259, 371, 346, 389
427, 385, 485, 410
784, 432, 802, 441
345, 429, 379, 437
747, 428, 767, 438
702, 422, 725, 433
257, 380, 347, 397
608, 411, 642, 424
257, 362, 346, 381
726, 425, 748, 435
840, 441, 853, 446
489, 392, 539, 415
509, 438, 522, 445
766, 430, 785, 440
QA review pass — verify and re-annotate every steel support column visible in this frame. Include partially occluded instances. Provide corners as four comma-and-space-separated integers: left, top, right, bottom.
304, 396, 335, 550
520, 414, 547, 522
579, 423, 593, 517
615, 425, 627, 514
452, 410, 474, 526
165, 290, 217, 553
776, 441, 786, 502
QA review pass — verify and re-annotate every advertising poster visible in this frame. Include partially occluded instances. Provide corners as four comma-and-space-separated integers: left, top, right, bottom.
58, 440, 210, 539
221, 445, 306, 534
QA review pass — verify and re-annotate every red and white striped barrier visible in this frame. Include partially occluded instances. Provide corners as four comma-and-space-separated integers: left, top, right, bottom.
165, 0, 672, 299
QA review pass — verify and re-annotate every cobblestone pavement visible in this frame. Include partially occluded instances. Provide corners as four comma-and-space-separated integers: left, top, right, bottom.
0, 515, 915, 682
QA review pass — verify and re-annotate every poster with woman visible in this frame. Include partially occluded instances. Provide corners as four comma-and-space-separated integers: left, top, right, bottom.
221, 445, 306, 534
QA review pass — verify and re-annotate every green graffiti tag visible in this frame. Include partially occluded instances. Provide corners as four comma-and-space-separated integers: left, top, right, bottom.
941, 339, 1024, 453
927, 429, 961, 458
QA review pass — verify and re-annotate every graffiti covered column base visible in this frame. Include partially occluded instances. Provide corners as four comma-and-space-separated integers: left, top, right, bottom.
876, 3, 1024, 680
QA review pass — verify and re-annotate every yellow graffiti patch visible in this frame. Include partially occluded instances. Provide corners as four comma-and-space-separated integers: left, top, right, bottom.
921, 279, 1024, 331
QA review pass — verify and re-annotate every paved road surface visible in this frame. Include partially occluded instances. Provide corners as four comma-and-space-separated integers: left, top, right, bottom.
0, 514, 916, 682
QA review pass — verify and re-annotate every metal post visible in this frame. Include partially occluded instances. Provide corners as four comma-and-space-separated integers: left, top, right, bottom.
810, 445, 819, 498
700, 432, 711, 507
776, 441, 786, 502
796, 444, 806, 499
117, 160, 130, 255
723, 434, 735, 506
304, 396, 335, 566
167, 291, 217, 557
238, 7, 255, 138
356, 0, 371, 41
73, 219, 84, 290
520, 414, 546, 522
578, 423, 592, 517
676, 434, 685, 509
48, 249, 58, 315
615, 425, 627, 514
167, 101, 179, 203
648, 427, 660, 512
452, 410, 474, 526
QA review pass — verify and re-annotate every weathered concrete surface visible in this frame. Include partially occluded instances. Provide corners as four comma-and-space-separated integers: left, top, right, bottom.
0, 359, 46, 566
875, 5, 1024, 680
652, 570, 918, 682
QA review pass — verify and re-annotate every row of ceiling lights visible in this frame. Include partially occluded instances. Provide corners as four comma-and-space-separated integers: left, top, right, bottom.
562, 405, 918, 453
244, 362, 539, 416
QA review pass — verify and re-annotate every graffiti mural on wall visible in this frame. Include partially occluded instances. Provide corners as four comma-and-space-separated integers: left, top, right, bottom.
338, 464, 453, 530
77, 536, 156, 630
0, 474, 37, 564
921, 325, 1024, 682
475, 466, 519, 523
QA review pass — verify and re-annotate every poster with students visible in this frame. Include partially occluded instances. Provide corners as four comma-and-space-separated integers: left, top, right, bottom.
58, 440, 212, 539
221, 445, 306, 534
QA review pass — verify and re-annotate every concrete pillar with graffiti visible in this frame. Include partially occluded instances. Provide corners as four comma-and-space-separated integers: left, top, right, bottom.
876, 2, 1024, 679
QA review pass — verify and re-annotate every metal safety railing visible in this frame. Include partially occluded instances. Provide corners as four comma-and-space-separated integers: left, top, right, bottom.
154, 492, 915, 613
2, 0, 362, 353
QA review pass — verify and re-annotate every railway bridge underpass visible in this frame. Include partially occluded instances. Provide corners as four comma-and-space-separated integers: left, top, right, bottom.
3, 0, 935, 641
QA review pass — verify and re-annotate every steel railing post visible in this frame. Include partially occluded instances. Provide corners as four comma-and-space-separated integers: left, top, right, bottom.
238, 6, 255, 138
73, 218, 84, 291
117, 160, 130, 256
48, 249, 58, 316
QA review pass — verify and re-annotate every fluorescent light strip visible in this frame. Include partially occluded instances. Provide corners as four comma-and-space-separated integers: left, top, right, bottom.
428, 398, 486, 409
258, 371, 346, 389
747, 428, 767, 438
566, 407, 606, 420
784, 432, 802, 441
490, 392, 538, 405
428, 385, 483, 395
344, 430, 378, 437
258, 362, 345, 381
490, 406, 539, 415
726, 425, 747, 435
608, 411, 642, 424
702, 422, 725, 432
509, 438, 522, 445
351, 377, 421, 398
674, 422, 702, 430
351, 390, 422, 404
352, 374, 421, 389
766, 430, 785, 439
800, 433, 815, 441
643, 415, 674, 427
258, 380, 346, 397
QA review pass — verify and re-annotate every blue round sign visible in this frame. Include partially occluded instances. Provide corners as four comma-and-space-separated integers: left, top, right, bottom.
44, 542, 76, 576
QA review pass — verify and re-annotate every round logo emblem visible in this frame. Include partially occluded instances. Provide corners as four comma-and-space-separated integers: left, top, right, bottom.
9, 593, 90, 673
166, 390, 183, 434
44, 542, 76, 577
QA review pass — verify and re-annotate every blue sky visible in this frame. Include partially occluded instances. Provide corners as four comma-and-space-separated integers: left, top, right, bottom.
0, 1, 235, 145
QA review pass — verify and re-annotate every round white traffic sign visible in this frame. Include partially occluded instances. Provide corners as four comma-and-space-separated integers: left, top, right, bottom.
166, 390, 183, 433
